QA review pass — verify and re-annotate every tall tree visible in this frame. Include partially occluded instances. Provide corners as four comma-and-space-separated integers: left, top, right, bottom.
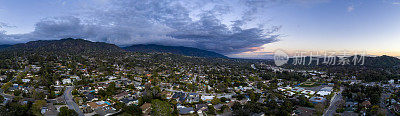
151, 99, 172, 116
58, 106, 78, 116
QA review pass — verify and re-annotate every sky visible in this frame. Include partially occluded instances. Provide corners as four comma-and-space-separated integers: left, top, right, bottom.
0, 0, 399, 59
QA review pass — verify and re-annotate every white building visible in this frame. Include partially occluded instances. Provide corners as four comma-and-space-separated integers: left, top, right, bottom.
301, 90, 315, 95
277, 87, 292, 91
316, 91, 331, 96
389, 79, 395, 84
320, 87, 333, 92
201, 95, 215, 101
62, 79, 72, 84
70, 75, 80, 80
22, 79, 31, 83
107, 76, 118, 80
285, 91, 295, 96
316, 87, 333, 96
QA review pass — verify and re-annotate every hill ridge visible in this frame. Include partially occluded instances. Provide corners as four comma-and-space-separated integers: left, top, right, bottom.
122, 44, 228, 58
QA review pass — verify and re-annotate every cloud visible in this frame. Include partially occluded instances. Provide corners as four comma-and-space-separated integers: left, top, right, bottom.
0, 22, 16, 28
0, 22, 18, 44
0, 0, 281, 55
383, 0, 400, 5
347, 5, 354, 12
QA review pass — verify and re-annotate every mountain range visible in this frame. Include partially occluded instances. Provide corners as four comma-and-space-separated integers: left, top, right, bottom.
0, 44, 12, 49
0, 38, 124, 56
0, 38, 227, 58
122, 44, 227, 58
0, 38, 398, 61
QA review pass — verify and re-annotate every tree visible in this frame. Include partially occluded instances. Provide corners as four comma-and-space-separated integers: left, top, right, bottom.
248, 91, 260, 102
123, 105, 142, 116
0, 95, 4, 103
211, 97, 221, 105
207, 105, 216, 115
220, 97, 229, 103
58, 106, 78, 116
337, 99, 345, 108
369, 105, 380, 115
32, 90, 46, 100
315, 103, 325, 115
48, 91, 57, 99
0, 102, 30, 116
151, 99, 172, 116
218, 105, 228, 114
13, 89, 22, 96
107, 82, 117, 94
32, 100, 47, 115
114, 101, 126, 111
1, 82, 12, 91
150, 86, 161, 99
71, 89, 79, 95
377, 108, 387, 116
298, 95, 313, 107
16, 75, 24, 84
231, 102, 250, 116
370, 94, 380, 105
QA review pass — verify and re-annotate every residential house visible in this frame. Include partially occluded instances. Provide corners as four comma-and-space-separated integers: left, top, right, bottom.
186, 93, 199, 103
140, 103, 152, 115
62, 79, 72, 84
309, 97, 326, 104
178, 105, 195, 115
113, 92, 129, 100
201, 95, 214, 102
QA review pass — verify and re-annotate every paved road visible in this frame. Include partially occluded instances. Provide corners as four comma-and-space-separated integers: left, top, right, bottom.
64, 86, 84, 116
10, 77, 16, 82
323, 87, 343, 116
0, 77, 16, 100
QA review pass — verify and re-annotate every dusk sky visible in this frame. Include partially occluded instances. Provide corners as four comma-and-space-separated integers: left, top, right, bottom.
0, 0, 399, 58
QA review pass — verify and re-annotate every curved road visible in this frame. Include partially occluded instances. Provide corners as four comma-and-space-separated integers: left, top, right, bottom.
64, 86, 84, 116
323, 87, 343, 116
0, 77, 16, 100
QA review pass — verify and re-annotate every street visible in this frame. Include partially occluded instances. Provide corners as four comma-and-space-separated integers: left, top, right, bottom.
0, 77, 16, 100
323, 87, 343, 116
64, 86, 84, 116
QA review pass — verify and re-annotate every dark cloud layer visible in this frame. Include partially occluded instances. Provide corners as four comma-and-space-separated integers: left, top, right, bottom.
0, 0, 281, 55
